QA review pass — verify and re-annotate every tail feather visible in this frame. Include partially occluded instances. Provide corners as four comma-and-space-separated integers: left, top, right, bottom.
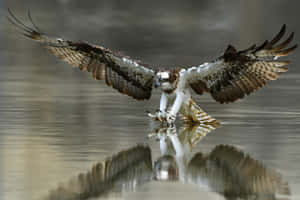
180, 98, 220, 126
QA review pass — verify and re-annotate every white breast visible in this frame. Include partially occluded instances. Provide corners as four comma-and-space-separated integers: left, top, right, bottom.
176, 69, 188, 91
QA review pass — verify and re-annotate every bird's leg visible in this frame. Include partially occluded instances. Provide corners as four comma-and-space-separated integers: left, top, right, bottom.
160, 92, 168, 113
166, 91, 185, 126
148, 92, 168, 121
158, 92, 168, 121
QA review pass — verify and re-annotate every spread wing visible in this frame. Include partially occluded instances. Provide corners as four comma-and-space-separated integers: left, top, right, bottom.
187, 25, 297, 103
8, 10, 155, 100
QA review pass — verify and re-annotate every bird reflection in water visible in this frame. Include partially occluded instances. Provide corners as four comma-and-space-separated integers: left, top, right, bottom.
151, 125, 291, 200
44, 123, 290, 200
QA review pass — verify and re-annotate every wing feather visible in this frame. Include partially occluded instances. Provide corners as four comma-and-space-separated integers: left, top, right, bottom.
8, 10, 155, 100
187, 25, 297, 103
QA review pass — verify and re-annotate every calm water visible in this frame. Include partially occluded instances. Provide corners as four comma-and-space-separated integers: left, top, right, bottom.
1, 1, 300, 200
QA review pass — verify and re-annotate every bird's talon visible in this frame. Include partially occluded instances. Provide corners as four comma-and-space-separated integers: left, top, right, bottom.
148, 110, 167, 122
166, 112, 176, 127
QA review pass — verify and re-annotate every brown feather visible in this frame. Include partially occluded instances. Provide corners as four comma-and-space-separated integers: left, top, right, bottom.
188, 25, 296, 103
8, 11, 155, 100
268, 24, 286, 46
271, 32, 294, 51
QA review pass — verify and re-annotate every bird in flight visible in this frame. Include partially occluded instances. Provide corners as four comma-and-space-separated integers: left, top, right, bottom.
8, 9, 297, 126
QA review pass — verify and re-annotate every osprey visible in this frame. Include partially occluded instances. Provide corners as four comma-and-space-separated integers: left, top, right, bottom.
8, 10, 297, 126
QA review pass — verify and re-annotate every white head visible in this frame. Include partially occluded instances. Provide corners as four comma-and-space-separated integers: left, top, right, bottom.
155, 70, 179, 93
158, 71, 170, 79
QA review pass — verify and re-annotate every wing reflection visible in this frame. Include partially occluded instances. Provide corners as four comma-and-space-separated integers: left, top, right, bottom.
44, 145, 152, 200
187, 145, 290, 200
152, 124, 291, 200
44, 123, 290, 200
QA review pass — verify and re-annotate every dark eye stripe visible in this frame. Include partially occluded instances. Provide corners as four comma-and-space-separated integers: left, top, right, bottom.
160, 78, 169, 82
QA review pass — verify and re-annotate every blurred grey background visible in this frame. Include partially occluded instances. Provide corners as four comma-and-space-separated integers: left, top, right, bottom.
0, 1, 300, 200
1, 0, 299, 69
